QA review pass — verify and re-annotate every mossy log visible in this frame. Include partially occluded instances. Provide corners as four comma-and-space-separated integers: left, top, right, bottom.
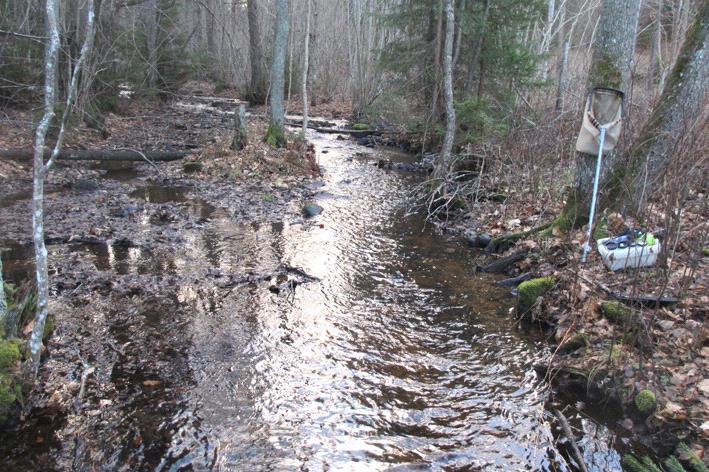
485, 222, 553, 253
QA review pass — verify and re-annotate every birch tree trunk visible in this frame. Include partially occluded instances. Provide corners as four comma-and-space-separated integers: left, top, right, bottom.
302, 0, 312, 135
309, 1, 319, 107
266, 0, 290, 147
556, 0, 641, 230
604, 0, 708, 213
247, 0, 266, 104
0, 254, 6, 331
435, 0, 456, 180
30, 0, 95, 372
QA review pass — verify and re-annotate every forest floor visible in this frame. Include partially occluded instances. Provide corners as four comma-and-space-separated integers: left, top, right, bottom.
439, 162, 708, 459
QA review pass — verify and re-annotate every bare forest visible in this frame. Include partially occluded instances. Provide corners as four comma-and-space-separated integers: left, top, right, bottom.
0, 0, 707, 470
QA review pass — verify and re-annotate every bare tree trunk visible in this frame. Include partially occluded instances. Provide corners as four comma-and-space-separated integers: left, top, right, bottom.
0, 253, 6, 330
648, 0, 664, 93
309, 0, 319, 107
557, 0, 641, 230
266, 0, 290, 147
465, 0, 490, 94
146, 0, 158, 89
30, 0, 95, 372
605, 0, 708, 214
302, 0, 312, 135
539, 0, 556, 81
435, 0, 456, 179
247, 0, 266, 104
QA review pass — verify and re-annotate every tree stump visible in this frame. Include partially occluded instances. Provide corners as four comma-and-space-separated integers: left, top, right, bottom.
231, 104, 247, 150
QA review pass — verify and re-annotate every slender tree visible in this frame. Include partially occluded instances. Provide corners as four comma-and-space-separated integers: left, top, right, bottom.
265, 0, 290, 147
302, 0, 312, 135
435, 0, 456, 179
556, 0, 641, 230
247, 0, 267, 104
29, 0, 95, 372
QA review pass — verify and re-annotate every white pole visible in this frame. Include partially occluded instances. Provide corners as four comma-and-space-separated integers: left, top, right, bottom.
582, 126, 606, 262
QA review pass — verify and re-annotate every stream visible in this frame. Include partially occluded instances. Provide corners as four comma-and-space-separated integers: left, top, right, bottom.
0, 130, 636, 470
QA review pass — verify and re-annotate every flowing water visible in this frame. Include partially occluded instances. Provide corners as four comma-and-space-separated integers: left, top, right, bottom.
0, 131, 635, 471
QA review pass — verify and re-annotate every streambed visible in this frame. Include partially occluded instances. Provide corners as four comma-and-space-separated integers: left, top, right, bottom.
0, 131, 640, 470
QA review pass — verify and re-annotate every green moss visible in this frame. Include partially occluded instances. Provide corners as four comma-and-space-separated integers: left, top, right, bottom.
182, 160, 203, 173
601, 301, 634, 324
264, 123, 286, 148
0, 339, 20, 370
516, 277, 555, 315
42, 314, 55, 342
0, 373, 20, 423
558, 332, 589, 354
351, 123, 371, 130
634, 389, 656, 415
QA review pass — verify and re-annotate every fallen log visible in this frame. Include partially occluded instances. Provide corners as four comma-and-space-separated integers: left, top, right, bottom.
314, 127, 381, 136
0, 149, 188, 162
480, 250, 529, 273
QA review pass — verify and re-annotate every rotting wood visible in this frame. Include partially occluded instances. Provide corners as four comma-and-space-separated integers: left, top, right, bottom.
0, 149, 188, 162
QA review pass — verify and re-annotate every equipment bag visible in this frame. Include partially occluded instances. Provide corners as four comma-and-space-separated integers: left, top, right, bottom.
575, 87, 624, 155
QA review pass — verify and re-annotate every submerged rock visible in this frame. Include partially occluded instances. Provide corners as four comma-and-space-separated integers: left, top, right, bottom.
303, 203, 324, 218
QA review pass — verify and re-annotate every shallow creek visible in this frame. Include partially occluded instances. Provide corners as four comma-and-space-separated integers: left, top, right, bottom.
0, 131, 640, 470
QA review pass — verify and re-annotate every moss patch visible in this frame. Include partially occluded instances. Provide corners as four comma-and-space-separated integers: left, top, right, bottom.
351, 123, 371, 130
635, 389, 656, 415
0, 338, 20, 370
264, 123, 286, 148
0, 372, 21, 423
43, 314, 55, 342
182, 160, 203, 173
600, 301, 635, 324
517, 277, 555, 315
558, 332, 589, 354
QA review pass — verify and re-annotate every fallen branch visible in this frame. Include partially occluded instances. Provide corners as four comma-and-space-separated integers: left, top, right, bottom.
0, 149, 188, 162
554, 409, 589, 472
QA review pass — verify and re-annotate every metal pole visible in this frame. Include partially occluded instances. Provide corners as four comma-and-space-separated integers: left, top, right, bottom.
582, 126, 606, 263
